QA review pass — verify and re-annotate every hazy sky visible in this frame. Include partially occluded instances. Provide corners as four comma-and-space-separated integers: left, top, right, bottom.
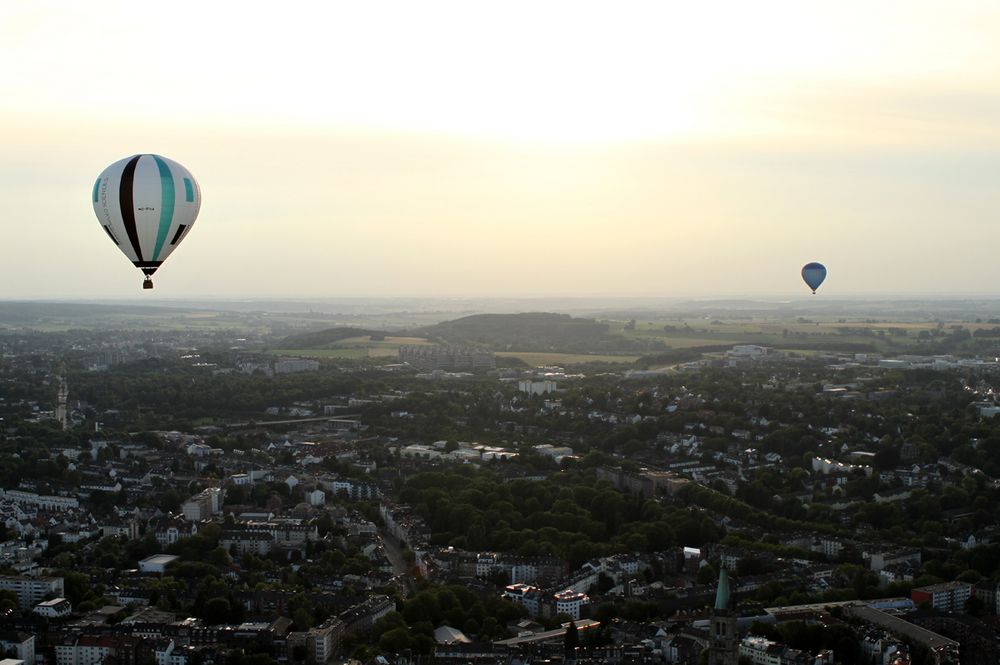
3, 1, 1000, 300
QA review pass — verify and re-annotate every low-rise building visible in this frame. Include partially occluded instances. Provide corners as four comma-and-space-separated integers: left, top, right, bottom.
33, 597, 72, 618
138, 554, 180, 575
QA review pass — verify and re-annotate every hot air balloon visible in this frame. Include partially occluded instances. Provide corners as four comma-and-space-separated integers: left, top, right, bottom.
801, 262, 827, 294
92, 154, 201, 289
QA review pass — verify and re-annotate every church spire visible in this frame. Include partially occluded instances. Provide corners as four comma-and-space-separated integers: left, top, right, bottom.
714, 568, 731, 610
709, 568, 738, 665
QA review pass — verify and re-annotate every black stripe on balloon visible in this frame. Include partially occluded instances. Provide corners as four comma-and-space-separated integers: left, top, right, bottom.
103, 226, 120, 246
133, 261, 163, 277
119, 155, 144, 261
170, 224, 187, 245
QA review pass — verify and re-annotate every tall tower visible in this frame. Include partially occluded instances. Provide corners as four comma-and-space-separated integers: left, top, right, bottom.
709, 569, 738, 665
55, 375, 69, 431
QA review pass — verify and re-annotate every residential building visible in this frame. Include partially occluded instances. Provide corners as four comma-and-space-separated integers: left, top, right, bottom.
740, 636, 834, 665
54, 635, 139, 665
0, 490, 79, 511
911, 581, 973, 613
181, 487, 222, 522
398, 345, 495, 370
504, 584, 544, 618
273, 357, 320, 374
553, 589, 589, 620
0, 576, 64, 610
518, 380, 557, 395
33, 597, 72, 618
0, 632, 34, 665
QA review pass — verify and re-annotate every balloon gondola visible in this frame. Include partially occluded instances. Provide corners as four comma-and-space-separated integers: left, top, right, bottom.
92, 154, 201, 289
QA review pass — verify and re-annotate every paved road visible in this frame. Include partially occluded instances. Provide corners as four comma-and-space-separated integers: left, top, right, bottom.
378, 525, 415, 597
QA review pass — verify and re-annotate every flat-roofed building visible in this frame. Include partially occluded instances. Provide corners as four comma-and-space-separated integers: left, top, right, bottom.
0, 490, 78, 511
33, 597, 71, 618
553, 589, 589, 620
0, 576, 64, 610
911, 581, 972, 613
180, 487, 222, 522
138, 554, 180, 575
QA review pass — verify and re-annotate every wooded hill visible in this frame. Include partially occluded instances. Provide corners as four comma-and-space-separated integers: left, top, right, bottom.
413, 312, 662, 354
278, 313, 663, 355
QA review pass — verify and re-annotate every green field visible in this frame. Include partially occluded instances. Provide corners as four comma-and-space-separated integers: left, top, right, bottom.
267, 347, 396, 359
270, 317, 967, 365
495, 351, 640, 366
267, 335, 435, 360
603, 316, 971, 354
266, 348, 640, 366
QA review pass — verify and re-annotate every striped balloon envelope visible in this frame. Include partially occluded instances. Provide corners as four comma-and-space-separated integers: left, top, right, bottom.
92, 154, 201, 289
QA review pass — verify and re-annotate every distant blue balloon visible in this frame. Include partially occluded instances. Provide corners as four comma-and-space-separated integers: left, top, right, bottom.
801, 262, 827, 294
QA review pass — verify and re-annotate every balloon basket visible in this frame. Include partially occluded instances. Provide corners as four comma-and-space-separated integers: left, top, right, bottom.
142, 278, 154, 290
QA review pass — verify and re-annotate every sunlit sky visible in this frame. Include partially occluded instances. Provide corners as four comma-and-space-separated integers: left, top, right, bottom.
3, 1, 1000, 300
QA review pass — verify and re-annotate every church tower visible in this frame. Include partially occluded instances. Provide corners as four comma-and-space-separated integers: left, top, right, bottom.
709, 569, 738, 665
55, 375, 69, 431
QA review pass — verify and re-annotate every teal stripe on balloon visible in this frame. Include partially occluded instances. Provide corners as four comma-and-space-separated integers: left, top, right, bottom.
151, 156, 175, 262
183, 178, 194, 202
92, 178, 101, 203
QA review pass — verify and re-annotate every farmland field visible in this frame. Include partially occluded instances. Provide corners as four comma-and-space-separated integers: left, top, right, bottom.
495, 351, 640, 366
267, 347, 397, 359
266, 335, 434, 360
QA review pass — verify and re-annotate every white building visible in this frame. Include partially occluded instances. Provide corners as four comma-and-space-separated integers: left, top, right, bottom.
553, 589, 589, 620
231, 473, 252, 486
728, 345, 769, 358
154, 640, 187, 665
476, 553, 499, 577
181, 487, 222, 522
519, 380, 558, 396
33, 597, 72, 618
740, 635, 833, 665
534, 444, 575, 463
139, 554, 180, 575
504, 583, 543, 617
185, 443, 218, 457
400, 444, 443, 460
812, 457, 873, 478
0, 632, 35, 665
54, 636, 120, 665
311, 620, 343, 664
976, 403, 1000, 418
0, 576, 64, 610
0, 490, 78, 511
911, 581, 972, 612
273, 357, 320, 374
307, 489, 326, 506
